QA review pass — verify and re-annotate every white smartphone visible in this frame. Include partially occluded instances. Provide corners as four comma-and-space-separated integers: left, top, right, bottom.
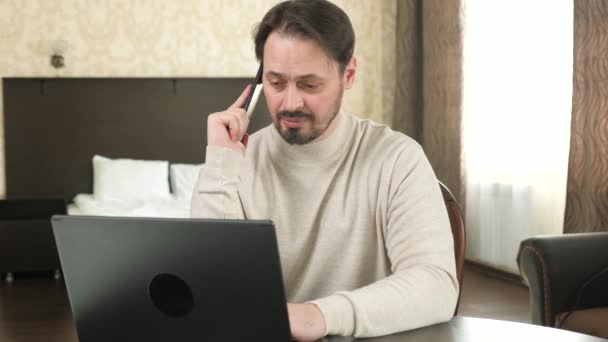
243, 64, 264, 119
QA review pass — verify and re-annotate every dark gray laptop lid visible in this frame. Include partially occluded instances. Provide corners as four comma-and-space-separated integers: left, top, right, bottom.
52, 215, 291, 342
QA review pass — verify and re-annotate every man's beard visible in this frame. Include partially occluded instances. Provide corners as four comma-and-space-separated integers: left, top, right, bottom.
273, 109, 341, 145
274, 110, 315, 144
273, 89, 343, 145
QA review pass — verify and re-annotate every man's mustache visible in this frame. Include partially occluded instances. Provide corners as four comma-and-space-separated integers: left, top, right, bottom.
277, 111, 314, 120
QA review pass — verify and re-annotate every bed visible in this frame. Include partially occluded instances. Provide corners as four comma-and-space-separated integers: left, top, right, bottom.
3, 78, 271, 214
66, 156, 200, 218
1, 77, 271, 277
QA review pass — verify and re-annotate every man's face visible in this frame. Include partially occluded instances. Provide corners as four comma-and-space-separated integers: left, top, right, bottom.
262, 31, 355, 144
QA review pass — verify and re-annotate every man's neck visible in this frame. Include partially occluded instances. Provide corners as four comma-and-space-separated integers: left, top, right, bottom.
308, 110, 342, 144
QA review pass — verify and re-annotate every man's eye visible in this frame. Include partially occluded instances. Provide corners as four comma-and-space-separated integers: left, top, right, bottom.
304, 84, 318, 89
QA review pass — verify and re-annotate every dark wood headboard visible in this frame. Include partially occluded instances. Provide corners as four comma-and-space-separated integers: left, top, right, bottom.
3, 78, 271, 201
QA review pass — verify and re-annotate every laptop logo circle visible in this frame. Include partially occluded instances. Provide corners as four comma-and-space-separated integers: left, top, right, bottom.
149, 273, 194, 317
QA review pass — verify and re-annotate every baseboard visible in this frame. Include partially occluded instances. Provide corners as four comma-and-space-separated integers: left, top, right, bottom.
464, 259, 527, 288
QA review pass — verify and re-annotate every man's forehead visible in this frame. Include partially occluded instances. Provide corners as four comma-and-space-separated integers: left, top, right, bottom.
263, 32, 338, 77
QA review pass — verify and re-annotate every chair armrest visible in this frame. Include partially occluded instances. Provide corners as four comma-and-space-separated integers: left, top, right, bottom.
0, 198, 66, 219
517, 232, 608, 326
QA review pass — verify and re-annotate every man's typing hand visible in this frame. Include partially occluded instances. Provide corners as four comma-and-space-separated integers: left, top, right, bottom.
288, 303, 326, 341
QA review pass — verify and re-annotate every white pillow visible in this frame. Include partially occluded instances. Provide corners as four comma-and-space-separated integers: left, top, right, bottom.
93, 155, 171, 202
170, 163, 203, 200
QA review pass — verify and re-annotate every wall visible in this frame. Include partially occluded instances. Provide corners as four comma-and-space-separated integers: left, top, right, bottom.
0, 0, 397, 197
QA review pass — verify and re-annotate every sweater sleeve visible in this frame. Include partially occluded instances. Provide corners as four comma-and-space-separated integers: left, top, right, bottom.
309, 145, 459, 337
190, 145, 246, 219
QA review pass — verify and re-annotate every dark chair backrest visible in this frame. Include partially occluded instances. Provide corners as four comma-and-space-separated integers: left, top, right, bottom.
439, 181, 466, 315
517, 233, 608, 327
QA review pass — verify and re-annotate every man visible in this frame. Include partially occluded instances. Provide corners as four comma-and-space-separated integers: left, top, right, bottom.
191, 0, 458, 340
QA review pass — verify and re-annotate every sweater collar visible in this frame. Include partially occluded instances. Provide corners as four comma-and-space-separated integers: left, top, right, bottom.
269, 111, 350, 163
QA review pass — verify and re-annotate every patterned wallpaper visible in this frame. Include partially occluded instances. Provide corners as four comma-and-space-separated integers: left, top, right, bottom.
564, 0, 608, 233
0, 0, 397, 197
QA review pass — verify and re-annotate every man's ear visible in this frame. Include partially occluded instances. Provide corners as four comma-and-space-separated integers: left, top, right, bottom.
343, 57, 357, 89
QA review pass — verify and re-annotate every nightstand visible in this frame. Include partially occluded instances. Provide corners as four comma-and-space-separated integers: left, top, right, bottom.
0, 198, 66, 283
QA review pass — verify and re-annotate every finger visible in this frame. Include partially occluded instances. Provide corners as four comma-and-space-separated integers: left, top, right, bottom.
236, 109, 250, 140
229, 84, 252, 110
224, 109, 248, 141
226, 108, 249, 141
226, 113, 241, 141
211, 111, 242, 141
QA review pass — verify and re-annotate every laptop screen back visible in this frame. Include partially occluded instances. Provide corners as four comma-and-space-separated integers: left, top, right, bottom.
52, 215, 291, 342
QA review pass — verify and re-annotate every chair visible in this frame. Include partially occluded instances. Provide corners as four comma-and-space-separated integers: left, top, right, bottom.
439, 181, 466, 315
517, 233, 608, 339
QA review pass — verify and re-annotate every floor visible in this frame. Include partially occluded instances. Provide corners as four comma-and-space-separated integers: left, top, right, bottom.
0, 273, 77, 342
458, 264, 530, 323
0, 263, 530, 341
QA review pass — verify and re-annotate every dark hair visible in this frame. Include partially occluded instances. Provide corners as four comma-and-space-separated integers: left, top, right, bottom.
253, 0, 355, 73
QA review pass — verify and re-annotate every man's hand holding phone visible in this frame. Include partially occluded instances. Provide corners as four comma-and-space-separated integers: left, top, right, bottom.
207, 85, 251, 156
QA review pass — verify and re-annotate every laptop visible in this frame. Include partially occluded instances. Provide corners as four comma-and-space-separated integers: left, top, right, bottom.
52, 215, 292, 342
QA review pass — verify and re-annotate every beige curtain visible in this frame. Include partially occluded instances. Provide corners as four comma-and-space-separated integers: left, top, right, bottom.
393, 0, 465, 205
564, 0, 608, 233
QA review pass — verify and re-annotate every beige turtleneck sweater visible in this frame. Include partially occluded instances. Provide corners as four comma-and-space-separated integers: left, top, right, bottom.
191, 112, 458, 338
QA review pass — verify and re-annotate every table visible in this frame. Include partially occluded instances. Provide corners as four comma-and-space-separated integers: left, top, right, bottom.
322, 316, 606, 341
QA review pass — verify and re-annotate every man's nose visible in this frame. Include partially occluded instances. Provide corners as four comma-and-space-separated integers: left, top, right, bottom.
281, 85, 304, 112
